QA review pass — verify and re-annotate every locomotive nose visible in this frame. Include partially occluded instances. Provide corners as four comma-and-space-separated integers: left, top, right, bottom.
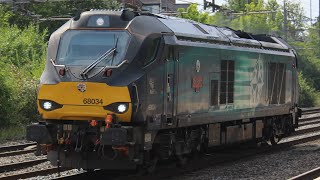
37, 82, 132, 122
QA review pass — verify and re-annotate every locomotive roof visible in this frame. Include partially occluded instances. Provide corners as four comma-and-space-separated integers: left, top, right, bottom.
60, 10, 291, 52
155, 14, 290, 51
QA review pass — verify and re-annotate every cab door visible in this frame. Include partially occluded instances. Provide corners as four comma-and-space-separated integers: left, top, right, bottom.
164, 46, 177, 127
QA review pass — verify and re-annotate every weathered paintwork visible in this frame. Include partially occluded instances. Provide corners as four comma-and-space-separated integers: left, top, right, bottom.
144, 40, 297, 129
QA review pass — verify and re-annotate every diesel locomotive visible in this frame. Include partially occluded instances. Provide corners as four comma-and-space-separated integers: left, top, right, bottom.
27, 9, 301, 171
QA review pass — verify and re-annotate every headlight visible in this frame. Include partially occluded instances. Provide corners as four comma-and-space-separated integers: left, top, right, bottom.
103, 102, 129, 114
43, 102, 52, 110
39, 100, 63, 111
117, 104, 127, 113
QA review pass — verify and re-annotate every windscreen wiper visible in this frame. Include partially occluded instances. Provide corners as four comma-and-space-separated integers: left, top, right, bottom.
111, 36, 119, 66
80, 47, 116, 78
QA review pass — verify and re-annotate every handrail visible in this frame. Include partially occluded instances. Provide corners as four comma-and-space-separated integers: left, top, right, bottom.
50, 59, 66, 68
102, 59, 129, 70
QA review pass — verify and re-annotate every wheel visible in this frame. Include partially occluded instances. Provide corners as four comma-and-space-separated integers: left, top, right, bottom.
35, 144, 42, 156
176, 155, 188, 167
270, 134, 281, 145
145, 156, 158, 174
189, 141, 205, 160
260, 141, 269, 147
85, 169, 95, 173
269, 121, 282, 146
138, 151, 159, 175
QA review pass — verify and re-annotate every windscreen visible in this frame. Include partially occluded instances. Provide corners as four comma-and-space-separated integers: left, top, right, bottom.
56, 30, 130, 66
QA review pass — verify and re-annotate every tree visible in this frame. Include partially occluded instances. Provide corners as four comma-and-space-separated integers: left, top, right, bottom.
0, 0, 120, 33
227, 0, 258, 12
285, 1, 305, 41
209, 0, 305, 41
177, 4, 210, 24
292, 23, 320, 91
0, 5, 12, 27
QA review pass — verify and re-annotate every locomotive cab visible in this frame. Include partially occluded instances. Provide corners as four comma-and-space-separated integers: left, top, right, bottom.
36, 10, 168, 121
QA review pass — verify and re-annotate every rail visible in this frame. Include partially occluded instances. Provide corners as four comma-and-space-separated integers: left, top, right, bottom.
0, 142, 36, 153
288, 167, 320, 180
301, 107, 320, 115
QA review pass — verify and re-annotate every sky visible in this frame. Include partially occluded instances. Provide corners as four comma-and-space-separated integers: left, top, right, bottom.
176, 0, 319, 25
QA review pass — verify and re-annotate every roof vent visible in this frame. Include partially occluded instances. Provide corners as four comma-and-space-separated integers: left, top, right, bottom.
89, 9, 122, 12
193, 24, 209, 34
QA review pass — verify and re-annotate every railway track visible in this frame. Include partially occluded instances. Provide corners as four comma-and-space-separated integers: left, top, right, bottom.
1, 107, 320, 180
288, 166, 320, 180
2, 167, 61, 180
0, 157, 47, 173
0, 142, 36, 153
301, 107, 320, 115
112, 133, 320, 180
0, 149, 36, 158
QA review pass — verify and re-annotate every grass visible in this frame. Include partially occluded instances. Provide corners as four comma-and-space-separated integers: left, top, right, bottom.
0, 125, 26, 143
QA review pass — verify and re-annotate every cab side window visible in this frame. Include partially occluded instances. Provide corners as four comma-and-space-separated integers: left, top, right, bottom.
143, 38, 161, 66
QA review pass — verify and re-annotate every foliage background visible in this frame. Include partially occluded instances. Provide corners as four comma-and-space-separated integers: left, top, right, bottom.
0, 0, 319, 139
0, 0, 120, 140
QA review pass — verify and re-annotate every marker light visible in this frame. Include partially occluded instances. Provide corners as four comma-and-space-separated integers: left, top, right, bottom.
43, 101, 52, 110
105, 115, 113, 124
105, 115, 113, 128
96, 17, 104, 26
59, 68, 66, 76
117, 104, 127, 113
104, 69, 113, 77
90, 120, 97, 127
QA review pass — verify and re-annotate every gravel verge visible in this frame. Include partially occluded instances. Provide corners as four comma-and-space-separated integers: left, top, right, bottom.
0, 153, 45, 166
23, 168, 86, 180
0, 161, 53, 179
169, 139, 320, 180
0, 140, 34, 148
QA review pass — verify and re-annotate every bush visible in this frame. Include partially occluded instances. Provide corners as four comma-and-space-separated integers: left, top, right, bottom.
0, 25, 47, 68
0, 64, 13, 126
0, 25, 47, 129
298, 73, 320, 107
